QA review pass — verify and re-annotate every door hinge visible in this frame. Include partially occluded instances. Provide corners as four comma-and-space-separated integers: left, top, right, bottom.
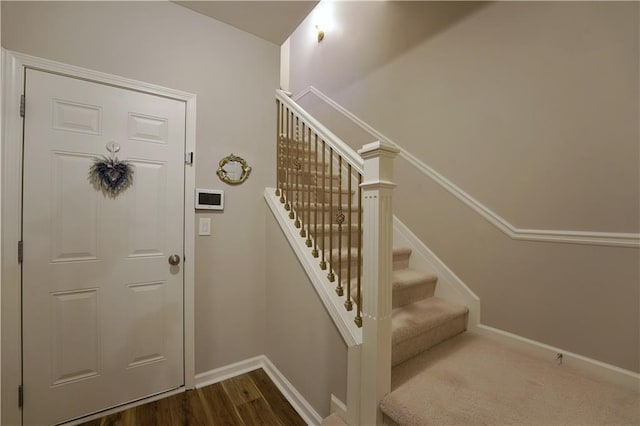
20, 94, 25, 118
185, 152, 194, 165
18, 385, 23, 408
18, 240, 23, 264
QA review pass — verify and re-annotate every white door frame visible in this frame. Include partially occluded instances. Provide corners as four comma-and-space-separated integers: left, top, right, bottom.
1, 49, 197, 425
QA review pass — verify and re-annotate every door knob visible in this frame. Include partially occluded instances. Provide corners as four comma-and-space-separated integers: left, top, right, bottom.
168, 254, 181, 266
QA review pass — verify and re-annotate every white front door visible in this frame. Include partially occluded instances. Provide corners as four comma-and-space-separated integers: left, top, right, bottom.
22, 69, 186, 425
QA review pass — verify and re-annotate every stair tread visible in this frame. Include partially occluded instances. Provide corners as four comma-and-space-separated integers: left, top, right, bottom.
330, 246, 412, 262
392, 268, 437, 290
392, 297, 468, 344
299, 202, 359, 211
393, 247, 412, 257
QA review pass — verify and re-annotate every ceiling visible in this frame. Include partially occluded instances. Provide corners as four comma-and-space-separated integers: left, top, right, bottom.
174, 1, 319, 45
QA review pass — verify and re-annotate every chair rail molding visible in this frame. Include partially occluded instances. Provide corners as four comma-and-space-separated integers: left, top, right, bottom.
294, 86, 640, 249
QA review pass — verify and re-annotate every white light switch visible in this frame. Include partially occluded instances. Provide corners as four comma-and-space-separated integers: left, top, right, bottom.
198, 217, 211, 236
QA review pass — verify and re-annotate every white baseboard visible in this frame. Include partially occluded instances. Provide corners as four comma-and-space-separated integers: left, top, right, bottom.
474, 325, 640, 391
261, 356, 324, 425
196, 355, 323, 425
195, 355, 265, 389
330, 394, 348, 422
393, 216, 480, 327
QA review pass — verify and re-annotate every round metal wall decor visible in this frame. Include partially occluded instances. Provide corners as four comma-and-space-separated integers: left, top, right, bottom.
88, 142, 135, 197
217, 153, 252, 185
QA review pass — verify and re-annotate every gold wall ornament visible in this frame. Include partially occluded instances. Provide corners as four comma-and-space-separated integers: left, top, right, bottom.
216, 154, 252, 185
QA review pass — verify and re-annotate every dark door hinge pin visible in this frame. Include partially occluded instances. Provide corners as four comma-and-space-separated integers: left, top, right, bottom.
20, 94, 25, 118
18, 241, 23, 264
18, 385, 23, 408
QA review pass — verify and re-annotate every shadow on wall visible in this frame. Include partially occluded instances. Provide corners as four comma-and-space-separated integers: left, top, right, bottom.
294, 1, 489, 95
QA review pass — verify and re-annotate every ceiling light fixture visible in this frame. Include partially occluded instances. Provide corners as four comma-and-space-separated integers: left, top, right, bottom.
316, 25, 325, 43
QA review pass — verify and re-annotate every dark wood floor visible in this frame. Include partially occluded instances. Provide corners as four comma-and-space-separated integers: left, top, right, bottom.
80, 369, 307, 426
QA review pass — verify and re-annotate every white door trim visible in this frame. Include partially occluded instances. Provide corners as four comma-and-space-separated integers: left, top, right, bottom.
0, 49, 197, 425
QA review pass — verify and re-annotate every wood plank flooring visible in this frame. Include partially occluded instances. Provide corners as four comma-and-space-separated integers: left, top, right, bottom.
79, 369, 307, 426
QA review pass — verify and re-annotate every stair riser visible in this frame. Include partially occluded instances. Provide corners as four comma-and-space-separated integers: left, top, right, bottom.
347, 278, 437, 309
392, 311, 468, 367
326, 249, 412, 281
393, 253, 411, 271
393, 281, 436, 308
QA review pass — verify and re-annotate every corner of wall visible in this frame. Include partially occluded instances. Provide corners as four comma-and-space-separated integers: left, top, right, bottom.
280, 38, 290, 92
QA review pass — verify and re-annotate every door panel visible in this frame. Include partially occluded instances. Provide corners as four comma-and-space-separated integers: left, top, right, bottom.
22, 69, 186, 425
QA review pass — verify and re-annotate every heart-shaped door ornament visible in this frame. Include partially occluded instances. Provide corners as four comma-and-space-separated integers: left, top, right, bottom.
89, 155, 134, 197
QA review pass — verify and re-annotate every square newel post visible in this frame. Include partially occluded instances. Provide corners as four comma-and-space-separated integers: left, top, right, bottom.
358, 141, 400, 425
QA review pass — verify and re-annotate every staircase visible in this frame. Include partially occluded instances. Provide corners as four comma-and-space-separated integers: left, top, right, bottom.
274, 89, 473, 424
272, 90, 640, 426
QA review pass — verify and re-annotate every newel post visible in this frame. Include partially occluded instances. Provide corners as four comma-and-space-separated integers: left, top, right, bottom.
358, 141, 400, 425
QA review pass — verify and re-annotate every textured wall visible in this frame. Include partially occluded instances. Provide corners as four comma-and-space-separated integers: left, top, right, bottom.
2, 1, 279, 374
287, 1, 639, 371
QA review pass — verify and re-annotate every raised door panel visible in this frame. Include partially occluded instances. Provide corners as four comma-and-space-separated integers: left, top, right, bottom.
51, 152, 99, 262
126, 160, 167, 258
50, 288, 101, 386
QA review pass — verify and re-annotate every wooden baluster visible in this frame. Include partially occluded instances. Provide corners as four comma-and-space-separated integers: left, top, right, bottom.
312, 134, 319, 257
275, 101, 279, 194
335, 156, 344, 295
305, 127, 313, 247
285, 108, 292, 213
355, 173, 363, 327
279, 102, 285, 203
327, 147, 335, 282
320, 141, 327, 270
295, 117, 301, 227
345, 165, 353, 310
299, 122, 306, 235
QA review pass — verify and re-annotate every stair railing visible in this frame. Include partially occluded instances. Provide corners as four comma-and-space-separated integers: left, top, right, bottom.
275, 90, 399, 424
276, 90, 366, 327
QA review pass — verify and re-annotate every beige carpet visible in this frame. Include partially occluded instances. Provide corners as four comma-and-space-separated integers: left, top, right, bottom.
381, 332, 640, 425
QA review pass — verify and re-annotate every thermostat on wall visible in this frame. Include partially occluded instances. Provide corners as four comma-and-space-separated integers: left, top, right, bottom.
195, 188, 224, 210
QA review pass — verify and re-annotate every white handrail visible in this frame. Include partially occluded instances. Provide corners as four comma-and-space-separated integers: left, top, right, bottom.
293, 86, 640, 249
276, 89, 364, 175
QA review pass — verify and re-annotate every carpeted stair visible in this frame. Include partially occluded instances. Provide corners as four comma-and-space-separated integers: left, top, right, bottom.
389, 247, 469, 367
281, 127, 638, 426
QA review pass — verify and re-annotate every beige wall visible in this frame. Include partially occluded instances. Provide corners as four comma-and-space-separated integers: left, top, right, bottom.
287, 1, 640, 371
265, 207, 347, 417
2, 1, 279, 374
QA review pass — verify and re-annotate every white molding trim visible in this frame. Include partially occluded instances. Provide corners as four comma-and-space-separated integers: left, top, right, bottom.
195, 356, 265, 389
330, 394, 348, 423
474, 325, 640, 391
1, 49, 197, 424
264, 188, 363, 347
261, 356, 324, 426
195, 355, 323, 426
294, 86, 640, 249
392, 216, 481, 328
